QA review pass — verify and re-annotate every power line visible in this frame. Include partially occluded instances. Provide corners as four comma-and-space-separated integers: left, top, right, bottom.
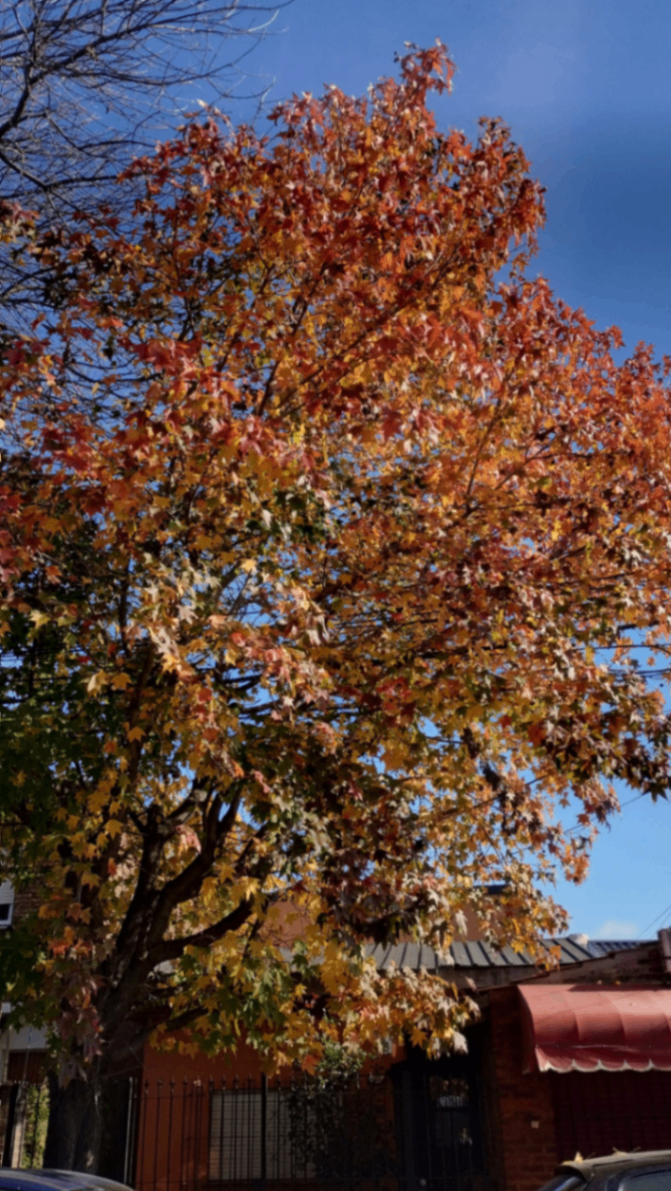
636, 900, 671, 940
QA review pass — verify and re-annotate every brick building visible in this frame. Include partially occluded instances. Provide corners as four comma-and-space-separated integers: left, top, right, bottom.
481, 939, 671, 1191
123, 935, 671, 1191
3, 923, 671, 1191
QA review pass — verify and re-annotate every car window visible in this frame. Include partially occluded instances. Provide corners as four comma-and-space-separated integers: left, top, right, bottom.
620, 1171, 671, 1191
536, 1176, 583, 1191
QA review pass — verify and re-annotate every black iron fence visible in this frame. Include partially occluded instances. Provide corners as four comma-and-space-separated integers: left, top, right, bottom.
0, 1069, 489, 1191
134, 1072, 401, 1191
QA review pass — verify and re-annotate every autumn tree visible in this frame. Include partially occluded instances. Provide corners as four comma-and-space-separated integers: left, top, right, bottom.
3, 43, 671, 1171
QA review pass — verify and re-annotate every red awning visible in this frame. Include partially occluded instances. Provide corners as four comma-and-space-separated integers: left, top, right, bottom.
519, 984, 671, 1073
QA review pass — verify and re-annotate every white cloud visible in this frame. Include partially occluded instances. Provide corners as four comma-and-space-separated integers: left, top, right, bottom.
592, 919, 638, 940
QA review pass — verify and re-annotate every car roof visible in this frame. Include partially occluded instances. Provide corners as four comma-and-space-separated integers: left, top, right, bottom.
0, 1172, 130, 1191
559, 1151, 671, 1181
41, 1173, 130, 1191
0, 1175, 78, 1191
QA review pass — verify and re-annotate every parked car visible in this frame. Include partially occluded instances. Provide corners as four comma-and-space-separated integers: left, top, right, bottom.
541, 1152, 671, 1191
0, 1173, 132, 1191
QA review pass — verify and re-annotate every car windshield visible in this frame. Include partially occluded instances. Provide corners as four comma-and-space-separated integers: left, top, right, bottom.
620, 1172, 671, 1191
536, 1177, 583, 1191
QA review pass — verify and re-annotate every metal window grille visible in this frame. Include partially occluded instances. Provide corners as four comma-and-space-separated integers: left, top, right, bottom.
208, 1086, 308, 1182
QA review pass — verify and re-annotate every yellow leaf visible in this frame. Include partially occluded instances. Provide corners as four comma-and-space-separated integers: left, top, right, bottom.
111, 672, 133, 690
88, 789, 109, 813
383, 743, 408, 771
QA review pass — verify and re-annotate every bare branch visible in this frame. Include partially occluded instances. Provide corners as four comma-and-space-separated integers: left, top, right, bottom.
0, 0, 293, 324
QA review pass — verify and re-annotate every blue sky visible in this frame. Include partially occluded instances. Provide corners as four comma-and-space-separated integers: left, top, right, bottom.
224, 0, 671, 941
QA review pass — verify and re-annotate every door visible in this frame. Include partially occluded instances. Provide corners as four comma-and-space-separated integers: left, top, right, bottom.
393, 1046, 489, 1191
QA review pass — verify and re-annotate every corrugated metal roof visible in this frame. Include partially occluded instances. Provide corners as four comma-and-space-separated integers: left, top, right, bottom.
364, 937, 651, 972
368, 941, 443, 972
557, 938, 590, 963
586, 939, 644, 957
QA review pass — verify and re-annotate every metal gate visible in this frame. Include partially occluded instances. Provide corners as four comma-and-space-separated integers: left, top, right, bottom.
392, 1063, 488, 1191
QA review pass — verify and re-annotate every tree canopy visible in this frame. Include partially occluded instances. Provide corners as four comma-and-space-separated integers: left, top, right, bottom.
2, 42, 671, 1169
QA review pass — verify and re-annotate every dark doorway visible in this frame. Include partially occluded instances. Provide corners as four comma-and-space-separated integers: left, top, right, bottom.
391, 1030, 491, 1191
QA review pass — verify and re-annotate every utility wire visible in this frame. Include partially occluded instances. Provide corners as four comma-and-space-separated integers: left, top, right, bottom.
636, 900, 671, 940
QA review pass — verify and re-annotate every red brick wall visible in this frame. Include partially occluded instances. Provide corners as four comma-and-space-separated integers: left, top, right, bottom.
550, 1068, 671, 1158
477, 1012, 506, 1191
141, 1036, 266, 1085
11, 886, 42, 921
488, 987, 557, 1191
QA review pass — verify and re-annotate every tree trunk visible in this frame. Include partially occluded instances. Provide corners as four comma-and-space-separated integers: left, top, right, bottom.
43, 1072, 103, 1172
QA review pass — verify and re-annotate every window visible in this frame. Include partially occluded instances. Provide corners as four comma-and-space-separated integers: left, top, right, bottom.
0, 882, 14, 928
620, 1171, 671, 1191
209, 1088, 305, 1182
535, 1177, 582, 1191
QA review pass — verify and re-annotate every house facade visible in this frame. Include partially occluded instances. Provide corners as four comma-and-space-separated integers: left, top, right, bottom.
129, 935, 671, 1191
3, 931, 671, 1191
